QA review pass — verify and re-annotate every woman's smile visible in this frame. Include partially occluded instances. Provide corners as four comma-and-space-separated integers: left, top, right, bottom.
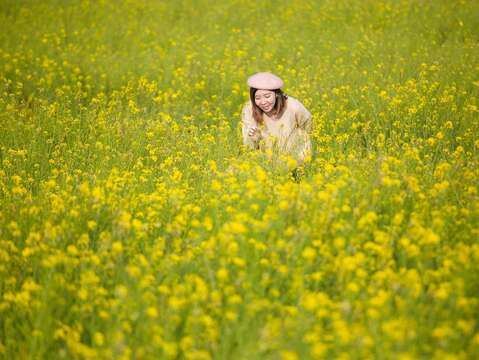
254, 89, 276, 113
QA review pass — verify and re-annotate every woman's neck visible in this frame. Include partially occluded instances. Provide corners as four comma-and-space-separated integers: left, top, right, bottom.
265, 109, 278, 119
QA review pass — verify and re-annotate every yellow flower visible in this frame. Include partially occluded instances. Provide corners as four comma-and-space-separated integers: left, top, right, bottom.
311, 342, 327, 358
146, 306, 159, 319
280, 350, 299, 360
93, 332, 105, 346
216, 268, 229, 282
112, 241, 123, 254
302, 246, 317, 261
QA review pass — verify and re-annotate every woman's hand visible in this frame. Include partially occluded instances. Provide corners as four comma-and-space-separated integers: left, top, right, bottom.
248, 126, 261, 140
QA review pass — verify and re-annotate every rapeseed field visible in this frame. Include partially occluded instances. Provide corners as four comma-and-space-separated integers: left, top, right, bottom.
1, 0, 479, 358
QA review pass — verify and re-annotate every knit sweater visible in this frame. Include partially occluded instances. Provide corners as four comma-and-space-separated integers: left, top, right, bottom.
241, 96, 312, 163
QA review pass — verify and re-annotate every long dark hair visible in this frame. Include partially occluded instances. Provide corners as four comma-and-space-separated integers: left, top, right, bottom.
249, 88, 288, 125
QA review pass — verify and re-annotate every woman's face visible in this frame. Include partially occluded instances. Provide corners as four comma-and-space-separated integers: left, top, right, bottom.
254, 89, 276, 113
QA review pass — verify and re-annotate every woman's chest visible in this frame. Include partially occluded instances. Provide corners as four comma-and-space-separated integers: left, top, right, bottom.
263, 114, 295, 137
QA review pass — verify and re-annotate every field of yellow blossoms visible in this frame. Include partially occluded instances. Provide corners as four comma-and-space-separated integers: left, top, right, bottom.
1, 0, 479, 358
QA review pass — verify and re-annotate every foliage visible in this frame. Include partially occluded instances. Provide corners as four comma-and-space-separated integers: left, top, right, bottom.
1, 0, 479, 358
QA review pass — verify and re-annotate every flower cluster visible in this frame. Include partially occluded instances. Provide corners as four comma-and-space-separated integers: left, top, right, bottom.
1, 0, 479, 358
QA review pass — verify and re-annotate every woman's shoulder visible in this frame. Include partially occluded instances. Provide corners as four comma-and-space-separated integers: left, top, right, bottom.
286, 96, 311, 116
241, 100, 252, 113
286, 96, 304, 110
241, 101, 254, 122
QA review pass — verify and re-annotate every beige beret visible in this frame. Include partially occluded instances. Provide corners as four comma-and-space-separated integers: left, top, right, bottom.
247, 72, 284, 90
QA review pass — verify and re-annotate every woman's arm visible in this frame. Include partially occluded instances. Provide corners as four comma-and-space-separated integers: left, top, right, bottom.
292, 100, 313, 163
295, 101, 313, 132
241, 103, 262, 149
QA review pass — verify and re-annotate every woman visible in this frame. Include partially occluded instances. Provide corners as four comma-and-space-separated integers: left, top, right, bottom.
241, 72, 313, 172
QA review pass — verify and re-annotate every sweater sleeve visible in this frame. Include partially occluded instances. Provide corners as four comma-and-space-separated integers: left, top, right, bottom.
241, 103, 261, 149
295, 100, 313, 132
292, 99, 313, 163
